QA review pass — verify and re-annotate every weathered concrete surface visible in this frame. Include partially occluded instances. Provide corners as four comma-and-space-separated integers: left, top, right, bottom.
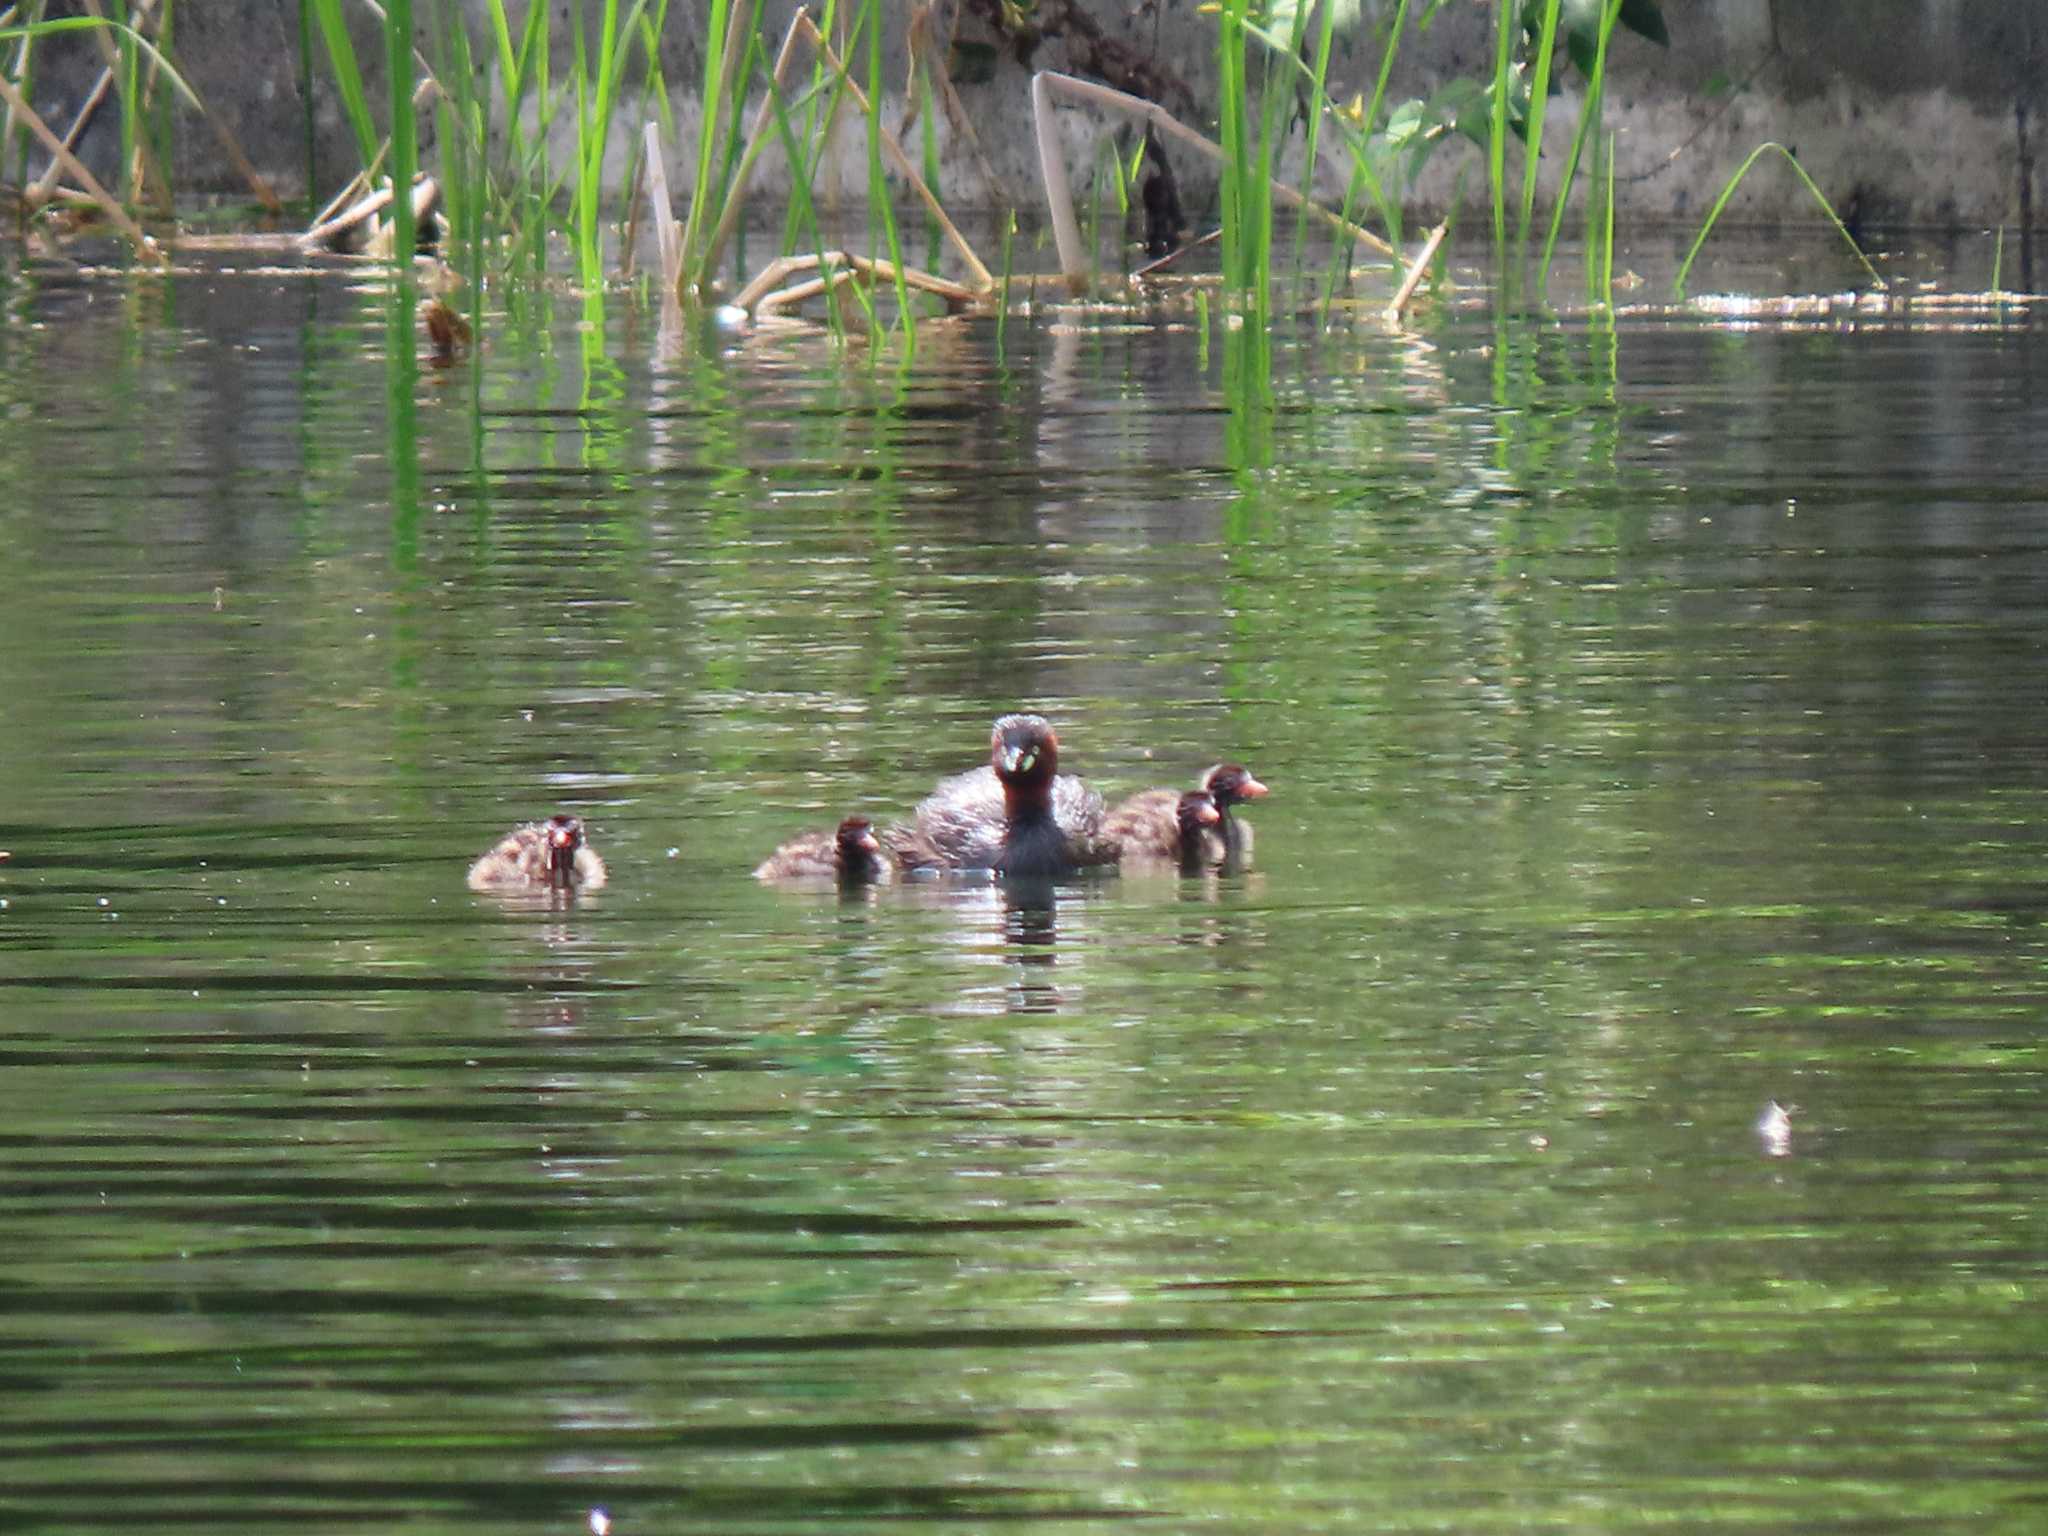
13, 1, 2042, 232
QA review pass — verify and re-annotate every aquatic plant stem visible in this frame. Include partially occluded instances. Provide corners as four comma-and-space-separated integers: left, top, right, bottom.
1488, 0, 1511, 257
1675, 141, 1884, 297
1032, 69, 1393, 292
385, 0, 416, 270
0, 65, 157, 254
1537, 0, 1620, 289
1514, 0, 1561, 262
700, 8, 989, 295
308, 0, 377, 174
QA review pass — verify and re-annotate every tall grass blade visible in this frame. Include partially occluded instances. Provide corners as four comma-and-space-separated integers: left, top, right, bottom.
1537, 0, 1620, 289
115, 0, 137, 203
1290, 0, 1340, 275
1487, 0, 1511, 258
1675, 141, 1884, 298
384, 0, 416, 269
862, 0, 914, 347
994, 210, 1015, 362
676, 0, 734, 288
759, 40, 848, 343
296, 0, 316, 216
1514, 0, 1561, 261
307, 0, 377, 174
1597, 128, 1615, 306
1216, 0, 1250, 301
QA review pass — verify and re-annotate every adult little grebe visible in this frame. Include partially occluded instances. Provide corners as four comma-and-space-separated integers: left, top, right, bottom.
887, 713, 1118, 879
467, 813, 608, 892
754, 815, 892, 885
1105, 788, 1222, 869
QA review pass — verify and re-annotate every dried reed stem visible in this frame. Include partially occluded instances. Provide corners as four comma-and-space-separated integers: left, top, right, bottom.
0, 69, 159, 257
701, 9, 992, 294
1032, 68, 1397, 291
1384, 219, 1447, 323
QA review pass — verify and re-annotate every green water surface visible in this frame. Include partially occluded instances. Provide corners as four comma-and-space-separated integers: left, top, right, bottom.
0, 244, 2044, 1534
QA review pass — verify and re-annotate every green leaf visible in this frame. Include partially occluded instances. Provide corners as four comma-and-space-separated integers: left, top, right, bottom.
1619, 0, 1668, 46
1558, 0, 1605, 79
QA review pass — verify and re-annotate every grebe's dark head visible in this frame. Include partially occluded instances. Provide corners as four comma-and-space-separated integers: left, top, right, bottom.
543, 814, 585, 887
1176, 790, 1222, 845
836, 816, 881, 860
990, 714, 1060, 789
1201, 763, 1269, 811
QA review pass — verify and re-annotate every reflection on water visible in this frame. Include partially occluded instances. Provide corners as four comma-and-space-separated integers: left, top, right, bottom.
1, 243, 2046, 1534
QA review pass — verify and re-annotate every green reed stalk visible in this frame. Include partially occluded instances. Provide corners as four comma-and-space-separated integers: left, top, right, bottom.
1537, 0, 1620, 290
1288, 0, 1342, 280
307, 0, 376, 176
1216, 0, 1249, 298
1514, 0, 1561, 263
114, 0, 136, 202
759, 37, 849, 342
677, 0, 727, 281
861, 0, 913, 347
1675, 141, 1883, 298
296, 0, 316, 216
1247, 2, 1301, 309
385, 0, 416, 268
1217, 0, 1275, 319
487, 0, 545, 241
1596, 129, 1615, 307
702, 0, 760, 249
1362, 0, 1409, 179
149, 0, 174, 206
1487, 0, 1511, 257
5, 2, 44, 190
433, 9, 484, 295
994, 209, 1015, 361
487, 0, 557, 281
568, 0, 610, 289
616, 0, 674, 278
1991, 225, 2004, 293
777, 0, 837, 263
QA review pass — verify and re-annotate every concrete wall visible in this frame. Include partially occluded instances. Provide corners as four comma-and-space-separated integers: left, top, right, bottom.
15, 1, 2042, 231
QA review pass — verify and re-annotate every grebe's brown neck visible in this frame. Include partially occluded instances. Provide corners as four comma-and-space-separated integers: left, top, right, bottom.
543, 815, 585, 887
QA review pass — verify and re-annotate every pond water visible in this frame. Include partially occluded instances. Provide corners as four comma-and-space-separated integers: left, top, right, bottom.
2, 234, 2046, 1535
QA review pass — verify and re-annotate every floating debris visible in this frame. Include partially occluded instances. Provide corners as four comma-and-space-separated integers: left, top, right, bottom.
1757, 1100, 1793, 1158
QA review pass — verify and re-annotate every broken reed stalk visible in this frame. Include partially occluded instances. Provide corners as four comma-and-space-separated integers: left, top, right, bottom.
1031, 68, 1396, 292
302, 179, 394, 246
732, 249, 978, 316
1383, 218, 1446, 324
643, 121, 683, 298
0, 67, 158, 256
903, 2, 1012, 208
697, 7, 992, 295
